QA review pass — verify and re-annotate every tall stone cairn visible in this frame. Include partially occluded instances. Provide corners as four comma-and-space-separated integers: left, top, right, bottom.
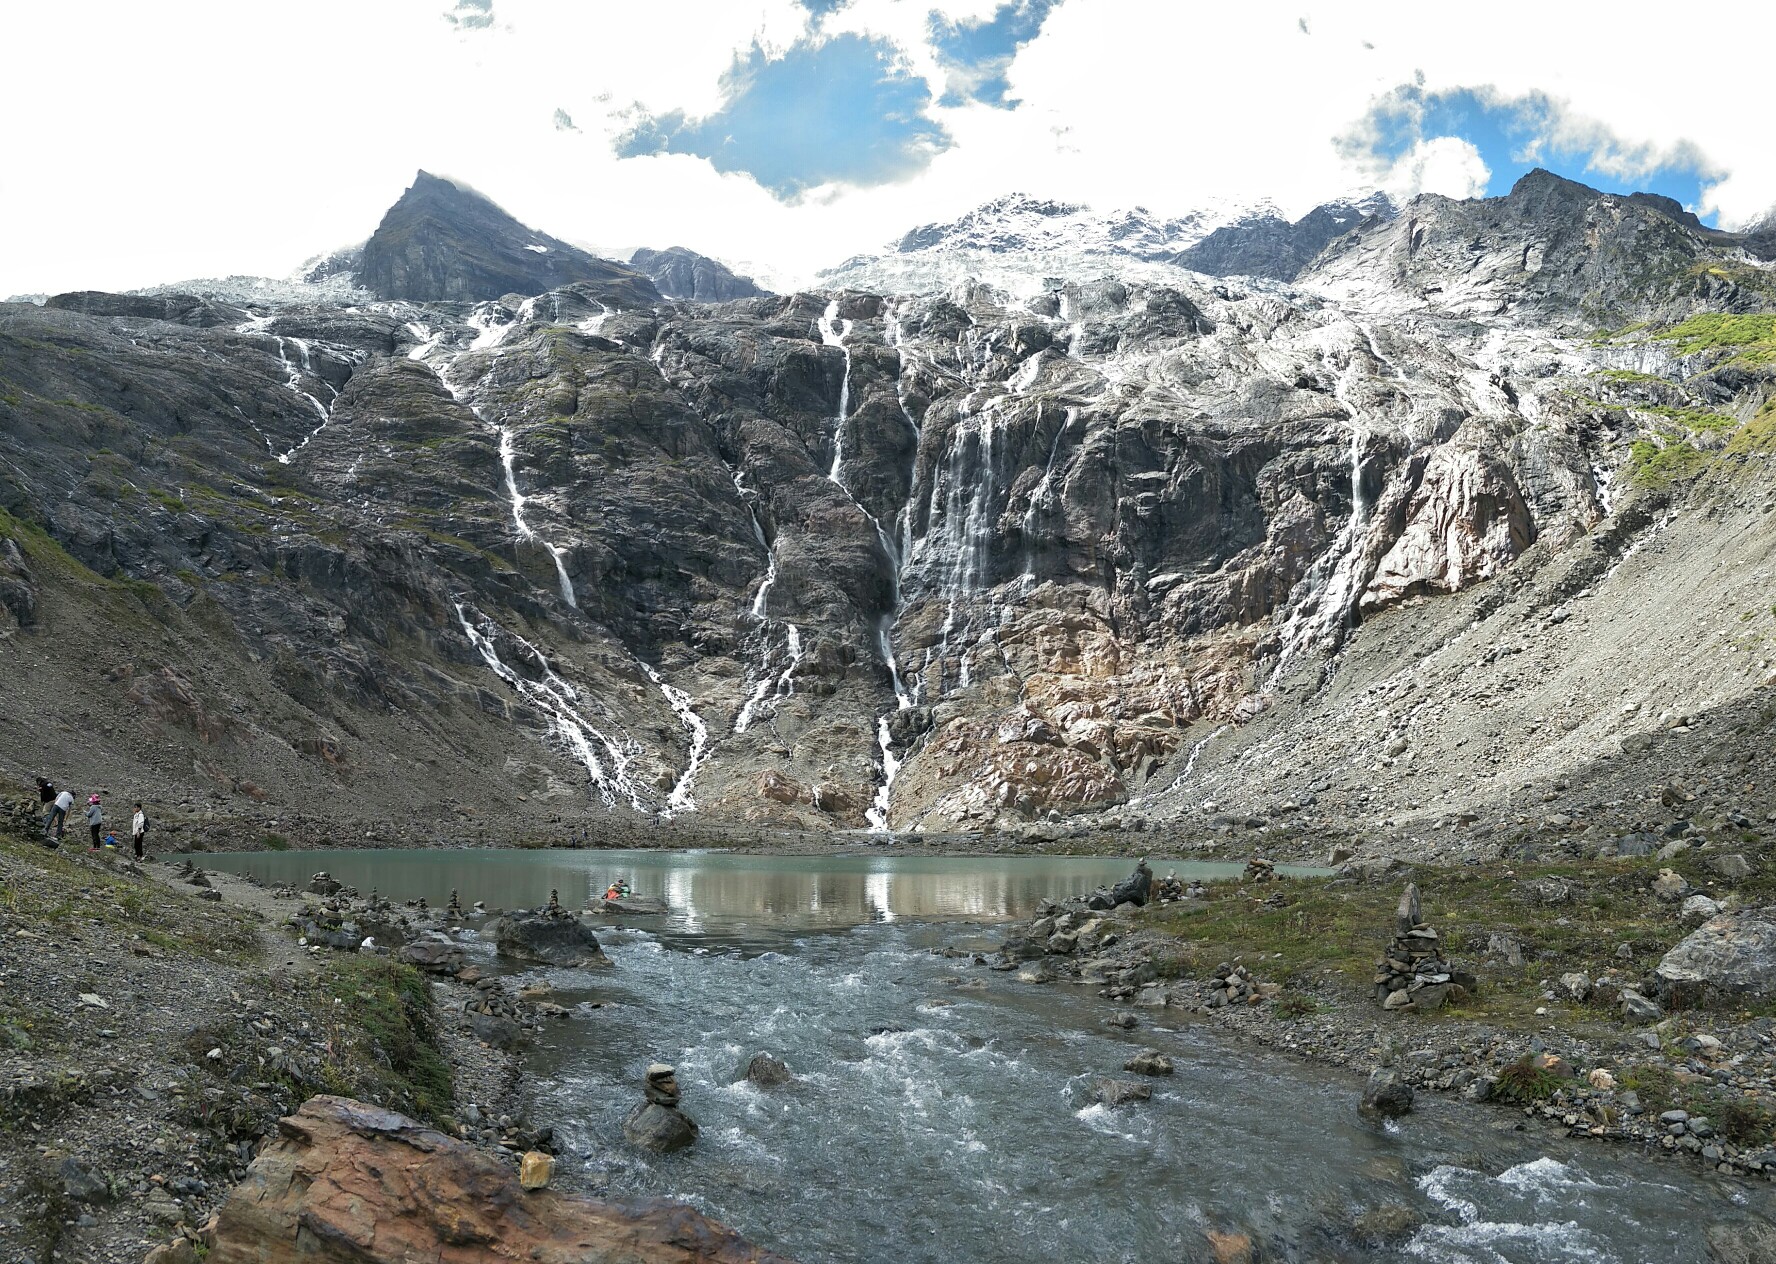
1374, 882, 1472, 1012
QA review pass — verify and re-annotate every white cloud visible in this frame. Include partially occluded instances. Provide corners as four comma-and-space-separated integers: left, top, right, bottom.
1379, 137, 1490, 202
3, 0, 1774, 296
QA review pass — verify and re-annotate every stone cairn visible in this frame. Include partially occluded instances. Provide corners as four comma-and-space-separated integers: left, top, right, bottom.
446, 889, 464, 920
1243, 858, 1278, 883
1375, 882, 1471, 1012
623, 1063, 699, 1153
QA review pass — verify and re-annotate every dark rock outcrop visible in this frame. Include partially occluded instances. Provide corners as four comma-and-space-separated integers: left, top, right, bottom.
203, 1096, 785, 1264
1177, 193, 1395, 280
490, 909, 610, 968
358, 171, 660, 305
631, 246, 767, 302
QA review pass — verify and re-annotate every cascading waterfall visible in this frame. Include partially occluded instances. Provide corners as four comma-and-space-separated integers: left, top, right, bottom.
579, 301, 612, 337
496, 426, 578, 608
818, 300, 854, 484
642, 664, 709, 816
1020, 406, 1078, 582
453, 600, 644, 810
1266, 327, 1382, 684
266, 335, 336, 464
419, 321, 578, 610
820, 298, 920, 830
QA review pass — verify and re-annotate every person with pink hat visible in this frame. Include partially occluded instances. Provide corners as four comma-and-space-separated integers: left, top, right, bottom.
84, 794, 105, 852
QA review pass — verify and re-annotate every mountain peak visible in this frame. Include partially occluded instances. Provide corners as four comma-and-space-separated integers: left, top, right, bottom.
358, 172, 659, 304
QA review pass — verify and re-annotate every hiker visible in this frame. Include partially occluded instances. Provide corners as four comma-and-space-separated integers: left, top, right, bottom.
46, 786, 73, 845
36, 777, 56, 834
131, 802, 147, 860
85, 794, 104, 851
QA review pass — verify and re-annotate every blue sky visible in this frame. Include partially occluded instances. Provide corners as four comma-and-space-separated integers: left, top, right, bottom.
616, 33, 952, 198
8, 2, 1775, 294
1352, 85, 1724, 222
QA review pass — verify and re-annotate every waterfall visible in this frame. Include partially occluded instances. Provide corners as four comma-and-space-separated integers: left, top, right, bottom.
421, 329, 578, 610
1021, 407, 1078, 582
579, 301, 613, 337
269, 336, 334, 464
642, 664, 709, 816
818, 300, 854, 484
453, 601, 644, 810
496, 426, 578, 608
1265, 325, 1381, 684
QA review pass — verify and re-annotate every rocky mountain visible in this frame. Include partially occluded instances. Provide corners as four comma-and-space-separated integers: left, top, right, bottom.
358, 171, 660, 305
1175, 193, 1396, 280
1, 170, 1772, 848
630, 246, 768, 302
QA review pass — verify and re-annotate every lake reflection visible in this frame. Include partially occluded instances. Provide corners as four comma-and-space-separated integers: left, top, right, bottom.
198, 849, 1318, 939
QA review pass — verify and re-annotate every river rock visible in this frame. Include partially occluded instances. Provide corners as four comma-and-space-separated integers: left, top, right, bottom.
1091, 1077, 1153, 1106
1123, 1049, 1174, 1076
741, 1054, 793, 1087
1620, 988, 1664, 1021
1705, 1220, 1776, 1264
489, 909, 610, 968
398, 934, 466, 975
623, 1102, 700, 1153
519, 1151, 553, 1191
1359, 1069, 1414, 1118
1654, 907, 1776, 1003
203, 1096, 778, 1263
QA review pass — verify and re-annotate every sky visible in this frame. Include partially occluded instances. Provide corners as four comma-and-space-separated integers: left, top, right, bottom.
5, 0, 1774, 295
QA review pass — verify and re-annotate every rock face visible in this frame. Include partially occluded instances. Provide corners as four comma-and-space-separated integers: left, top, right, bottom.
1655, 908, 1776, 1004
490, 909, 610, 968
630, 247, 768, 302
203, 1096, 785, 1264
1175, 193, 1396, 280
359, 171, 660, 305
1359, 1069, 1414, 1118
2, 166, 1774, 842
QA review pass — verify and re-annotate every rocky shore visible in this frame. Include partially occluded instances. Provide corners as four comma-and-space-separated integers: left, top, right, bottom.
0, 801, 776, 1264
990, 855, 1776, 1187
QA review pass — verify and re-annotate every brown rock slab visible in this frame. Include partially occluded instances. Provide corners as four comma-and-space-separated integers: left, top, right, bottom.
204, 1096, 783, 1264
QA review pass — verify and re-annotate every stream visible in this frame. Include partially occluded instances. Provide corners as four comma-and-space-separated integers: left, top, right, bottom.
204, 849, 1772, 1263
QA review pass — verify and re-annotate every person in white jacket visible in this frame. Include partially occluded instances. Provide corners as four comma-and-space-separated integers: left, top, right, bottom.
131, 803, 147, 860
46, 787, 73, 845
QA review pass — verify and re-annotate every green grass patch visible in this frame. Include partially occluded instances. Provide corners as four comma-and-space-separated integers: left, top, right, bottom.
1597, 368, 1668, 386
1628, 437, 1710, 486
1637, 403, 1738, 432
1654, 313, 1776, 367
309, 957, 453, 1121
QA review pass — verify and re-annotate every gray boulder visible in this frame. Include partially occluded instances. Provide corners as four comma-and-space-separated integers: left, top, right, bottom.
1359, 1069, 1414, 1119
1655, 908, 1776, 1003
623, 1102, 698, 1152
489, 909, 610, 968
741, 1054, 794, 1087
398, 935, 466, 975
1090, 1078, 1153, 1106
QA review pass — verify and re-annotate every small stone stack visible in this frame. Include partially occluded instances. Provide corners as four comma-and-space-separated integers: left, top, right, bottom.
307, 871, 342, 896
1204, 962, 1277, 1007
1243, 858, 1277, 883
624, 1063, 699, 1152
1375, 883, 1471, 1012
446, 889, 464, 920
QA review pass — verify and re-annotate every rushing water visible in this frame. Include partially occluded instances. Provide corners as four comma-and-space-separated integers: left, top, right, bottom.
203, 850, 1771, 1263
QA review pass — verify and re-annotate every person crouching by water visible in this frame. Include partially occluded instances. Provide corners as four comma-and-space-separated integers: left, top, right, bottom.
46, 786, 74, 846
85, 794, 104, 851
131, 802, 148, 860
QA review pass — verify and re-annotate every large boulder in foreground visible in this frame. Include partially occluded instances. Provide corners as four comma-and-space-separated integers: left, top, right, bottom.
1655, 908, 1776, 1004
489, 909, 611, 968
203, 1096, 787, 1264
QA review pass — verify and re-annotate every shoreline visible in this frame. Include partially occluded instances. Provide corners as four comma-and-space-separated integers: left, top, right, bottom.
4, 803, 1771, 1264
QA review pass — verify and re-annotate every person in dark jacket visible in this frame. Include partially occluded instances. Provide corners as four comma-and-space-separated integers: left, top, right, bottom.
36, 777, 56, 833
